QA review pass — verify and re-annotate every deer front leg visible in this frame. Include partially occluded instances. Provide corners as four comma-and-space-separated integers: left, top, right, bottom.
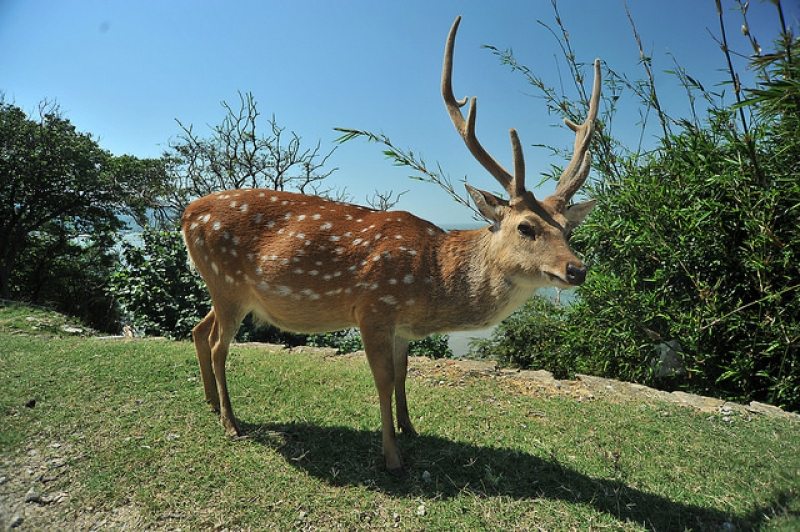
393, 337, 417, 436
360, 323, 405, 476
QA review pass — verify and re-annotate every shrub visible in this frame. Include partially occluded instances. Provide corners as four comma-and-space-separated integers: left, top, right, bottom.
473, 3, 800, 411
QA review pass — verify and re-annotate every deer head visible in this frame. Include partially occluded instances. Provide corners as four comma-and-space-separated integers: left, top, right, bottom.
181, 15, 601, 477
443, 15, 599, 288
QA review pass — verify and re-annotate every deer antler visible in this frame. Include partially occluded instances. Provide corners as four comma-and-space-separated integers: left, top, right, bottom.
554, 59, 602, 202
442, 15, 527, 200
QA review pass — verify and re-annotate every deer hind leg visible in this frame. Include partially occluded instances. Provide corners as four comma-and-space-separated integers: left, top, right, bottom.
193, 308, 220, 411
207, 301, 248, 438
359, 322, 405, 476
393, 337, 417, 436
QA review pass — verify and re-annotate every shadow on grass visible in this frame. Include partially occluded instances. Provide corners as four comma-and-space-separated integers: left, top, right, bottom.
240, 420, 790, 531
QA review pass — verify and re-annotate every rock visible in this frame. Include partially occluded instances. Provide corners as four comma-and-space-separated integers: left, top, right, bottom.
651, 340, 687, 378
8, 514, 24, 528
24, 487, 42, 503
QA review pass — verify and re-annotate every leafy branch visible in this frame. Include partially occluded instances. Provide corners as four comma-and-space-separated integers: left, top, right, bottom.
333, 127, 484, 220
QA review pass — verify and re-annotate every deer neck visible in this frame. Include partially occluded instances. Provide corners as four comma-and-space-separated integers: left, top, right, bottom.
415, 227, 539, 334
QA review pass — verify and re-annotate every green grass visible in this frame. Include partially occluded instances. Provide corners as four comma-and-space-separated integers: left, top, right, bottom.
1, 306, 799, 530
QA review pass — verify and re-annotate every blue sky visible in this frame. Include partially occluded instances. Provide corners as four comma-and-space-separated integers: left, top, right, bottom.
1, 1, 794, 226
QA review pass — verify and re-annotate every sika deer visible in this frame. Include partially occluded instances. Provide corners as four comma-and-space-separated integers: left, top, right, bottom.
182, 15, 601, 476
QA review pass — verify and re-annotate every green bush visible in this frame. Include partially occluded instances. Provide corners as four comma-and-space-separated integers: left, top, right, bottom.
474, 3, 799, 412
307, 329, 452, 358
108, 226, 211, 339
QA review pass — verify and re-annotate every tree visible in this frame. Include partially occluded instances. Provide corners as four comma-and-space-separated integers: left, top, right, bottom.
160, 92, 338, 223
0, 98, 167, 327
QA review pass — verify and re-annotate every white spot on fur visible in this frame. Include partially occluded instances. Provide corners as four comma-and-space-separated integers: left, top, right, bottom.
276, 285, 292, 296
211, 263, 219, 274
320, 222, 332, 230
404, 274, 414, 284
380, 295, 398, 306
300, 288, 318, 300
212, 221, 221, 231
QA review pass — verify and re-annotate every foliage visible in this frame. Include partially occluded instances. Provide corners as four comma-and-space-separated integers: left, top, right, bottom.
471, 296, 572, 378
0, 98, 166, 330
12, 228, 121, 332
308, 329, 452, 358
108, 226, 211, 339
474, 1, 800, 411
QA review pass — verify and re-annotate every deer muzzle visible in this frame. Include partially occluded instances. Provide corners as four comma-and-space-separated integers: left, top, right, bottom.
565, 262, 587, 286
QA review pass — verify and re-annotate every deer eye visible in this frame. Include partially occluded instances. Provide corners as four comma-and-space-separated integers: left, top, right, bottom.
517, 223, 536, 240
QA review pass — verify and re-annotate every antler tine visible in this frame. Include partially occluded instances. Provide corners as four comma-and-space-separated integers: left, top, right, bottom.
555, 59, 602, 201
443, 15, 525, 198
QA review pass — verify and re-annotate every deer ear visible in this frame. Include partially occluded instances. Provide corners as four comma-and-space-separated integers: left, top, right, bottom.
565, 199, 596, 228
465, 184, 508, 223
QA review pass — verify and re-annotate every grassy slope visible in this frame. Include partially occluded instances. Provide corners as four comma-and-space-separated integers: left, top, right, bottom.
1, 306, 799, 530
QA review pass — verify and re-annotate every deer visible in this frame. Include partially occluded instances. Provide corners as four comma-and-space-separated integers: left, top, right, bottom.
181, 15, 601, 477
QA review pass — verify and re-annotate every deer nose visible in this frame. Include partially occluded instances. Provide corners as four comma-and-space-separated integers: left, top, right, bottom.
565, 263, 587, 286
